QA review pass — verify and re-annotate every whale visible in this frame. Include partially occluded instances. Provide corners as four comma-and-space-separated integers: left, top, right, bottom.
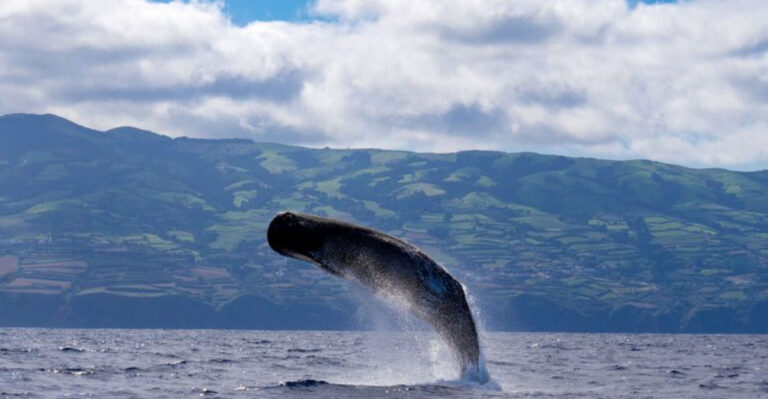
267, 211, 487, 381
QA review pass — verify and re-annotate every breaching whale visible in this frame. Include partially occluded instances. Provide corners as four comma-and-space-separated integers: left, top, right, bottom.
267, 211, 487, 381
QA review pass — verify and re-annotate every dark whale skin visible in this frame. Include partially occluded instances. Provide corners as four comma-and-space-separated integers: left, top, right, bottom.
267, 211, 482, 378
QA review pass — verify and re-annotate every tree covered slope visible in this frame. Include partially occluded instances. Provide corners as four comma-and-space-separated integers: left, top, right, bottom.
1, 113, 767, 331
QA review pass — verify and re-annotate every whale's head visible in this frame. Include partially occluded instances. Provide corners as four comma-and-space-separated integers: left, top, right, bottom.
267, 211, 327, 264
268, 211, 370, 276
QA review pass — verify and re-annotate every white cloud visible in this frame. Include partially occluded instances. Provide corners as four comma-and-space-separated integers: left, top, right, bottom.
1, 0, 767, 169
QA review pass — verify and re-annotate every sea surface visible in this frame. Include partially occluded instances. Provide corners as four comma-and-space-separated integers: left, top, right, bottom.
0, 328, 766, 398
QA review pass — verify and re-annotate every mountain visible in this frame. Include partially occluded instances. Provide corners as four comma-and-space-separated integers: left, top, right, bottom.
1, 113, 767, 332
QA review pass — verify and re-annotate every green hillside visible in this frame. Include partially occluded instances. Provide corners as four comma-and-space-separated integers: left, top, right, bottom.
1, 113, 767, 332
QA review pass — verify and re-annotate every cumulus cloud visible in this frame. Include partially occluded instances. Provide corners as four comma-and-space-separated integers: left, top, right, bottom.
1, 0, 767, 169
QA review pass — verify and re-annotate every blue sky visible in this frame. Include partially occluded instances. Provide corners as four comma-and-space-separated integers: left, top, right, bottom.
217, 0, 313, 23
152, 0, 314, 24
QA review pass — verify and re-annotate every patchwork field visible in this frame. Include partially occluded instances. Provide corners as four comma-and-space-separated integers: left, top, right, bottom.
1, 114, 767, 331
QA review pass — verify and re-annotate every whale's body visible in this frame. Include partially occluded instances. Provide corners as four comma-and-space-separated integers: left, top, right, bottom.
267, 211, 486, 380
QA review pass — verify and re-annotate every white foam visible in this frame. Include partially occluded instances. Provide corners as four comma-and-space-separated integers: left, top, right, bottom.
461, 286, 502, 389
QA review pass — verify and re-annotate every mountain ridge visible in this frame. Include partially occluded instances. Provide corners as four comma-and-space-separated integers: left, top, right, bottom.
5, 112, 760, 173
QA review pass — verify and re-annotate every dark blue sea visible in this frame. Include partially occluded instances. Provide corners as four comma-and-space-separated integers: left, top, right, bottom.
0, 329, 766, 398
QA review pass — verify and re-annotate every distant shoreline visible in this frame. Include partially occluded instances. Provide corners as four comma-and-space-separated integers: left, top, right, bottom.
2, 292, 766, 334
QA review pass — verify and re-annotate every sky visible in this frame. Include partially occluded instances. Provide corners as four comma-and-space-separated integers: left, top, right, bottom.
151, 0, 316, 24
1, 0, 767, 170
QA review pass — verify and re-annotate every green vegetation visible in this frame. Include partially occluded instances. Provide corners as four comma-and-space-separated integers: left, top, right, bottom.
1, 113, 768, 331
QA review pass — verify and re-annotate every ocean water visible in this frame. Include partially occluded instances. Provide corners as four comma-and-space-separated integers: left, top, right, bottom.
0, 328, 766, 398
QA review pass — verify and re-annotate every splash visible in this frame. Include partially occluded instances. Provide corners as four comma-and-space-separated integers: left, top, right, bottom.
347, 284, 498, 388
461, 286, 501, 388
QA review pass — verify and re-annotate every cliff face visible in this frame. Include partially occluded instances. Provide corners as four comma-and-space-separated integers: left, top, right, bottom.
2, 113, 768, 332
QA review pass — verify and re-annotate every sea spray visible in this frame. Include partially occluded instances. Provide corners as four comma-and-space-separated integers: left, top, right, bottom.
349, 286, 457, 385
350, 283, 498, 387
462, 285, 499, 388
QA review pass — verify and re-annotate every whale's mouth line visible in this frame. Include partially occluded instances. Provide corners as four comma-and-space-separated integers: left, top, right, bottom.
266, 211, 491, 383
